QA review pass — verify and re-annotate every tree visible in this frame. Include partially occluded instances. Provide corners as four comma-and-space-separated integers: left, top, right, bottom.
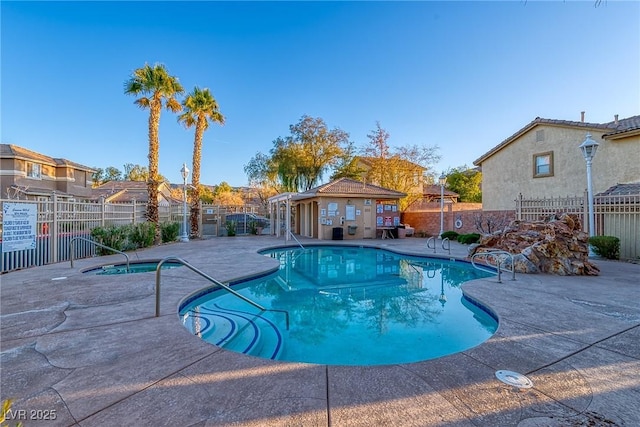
212, 181, 244, 206
330, 140, 365, 180
123, 163, 149, 181
178, 86, 224, 238
287, 115, 349, 191
245, 152, 280, 191
91, 168, 105, 187
446, 166, 482, 203
361, 122, 441, 210
104, 166, 123, 182
262, 116, 349, 192
244, 152, 280, 209
124, 63, 184, 244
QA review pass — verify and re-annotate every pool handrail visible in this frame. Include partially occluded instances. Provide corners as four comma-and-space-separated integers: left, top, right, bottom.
442, 237, 451, 255
470, 250, 516, 283
287, 229, 305, 250
155, 256, 290, 329
426, 237, 436, 253
69, 236, 130, 271
426, 237, 451, 255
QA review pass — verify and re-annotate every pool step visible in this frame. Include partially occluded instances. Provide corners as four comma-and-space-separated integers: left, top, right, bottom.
182, 305, 283, 360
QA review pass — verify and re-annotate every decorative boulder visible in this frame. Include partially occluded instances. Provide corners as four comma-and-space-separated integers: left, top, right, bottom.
469, 213, 600, 276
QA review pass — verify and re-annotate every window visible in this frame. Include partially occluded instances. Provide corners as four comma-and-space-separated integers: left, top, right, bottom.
27, 162, 41, 179
533, 151, 553, 177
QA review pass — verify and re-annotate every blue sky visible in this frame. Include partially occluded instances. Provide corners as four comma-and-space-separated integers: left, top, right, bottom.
2, 1, 639, 187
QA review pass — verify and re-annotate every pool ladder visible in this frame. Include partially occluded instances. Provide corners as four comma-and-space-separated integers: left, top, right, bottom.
426, 237, 451, 255
155, 256, 290, 329
470, 250, 516, 283
287, 228, 305, 250
69, 236, 130, 271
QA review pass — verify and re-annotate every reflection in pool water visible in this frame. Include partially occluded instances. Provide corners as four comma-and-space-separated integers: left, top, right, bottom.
180, 246, 497, 366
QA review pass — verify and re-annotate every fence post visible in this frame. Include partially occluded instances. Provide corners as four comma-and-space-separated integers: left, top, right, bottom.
100, 196, 106, 227
199, 200, 203, 238
52, 193, 59, 263
516, 193, 522, 220
583, 190, 589, 233
132, 200, 136, 224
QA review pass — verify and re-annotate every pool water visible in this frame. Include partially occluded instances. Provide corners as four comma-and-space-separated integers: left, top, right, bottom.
179, 246, 497, 366
83, 261, 182, 275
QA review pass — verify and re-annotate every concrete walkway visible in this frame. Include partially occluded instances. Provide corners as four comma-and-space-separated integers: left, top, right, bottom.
1, 236, 639, 426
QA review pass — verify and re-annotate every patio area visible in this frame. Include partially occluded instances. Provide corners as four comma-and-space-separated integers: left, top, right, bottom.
1, 236, 639, 426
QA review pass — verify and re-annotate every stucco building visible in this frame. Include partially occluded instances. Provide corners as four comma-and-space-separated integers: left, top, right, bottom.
269, 178, 406, 240
0, 144, 95, 200
473, 114, 640, 211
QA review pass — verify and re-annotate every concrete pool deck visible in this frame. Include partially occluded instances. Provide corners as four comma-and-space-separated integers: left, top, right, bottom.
1, 235, 639, 426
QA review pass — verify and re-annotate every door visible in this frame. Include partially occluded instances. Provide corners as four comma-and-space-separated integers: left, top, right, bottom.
363, 206, 373, 238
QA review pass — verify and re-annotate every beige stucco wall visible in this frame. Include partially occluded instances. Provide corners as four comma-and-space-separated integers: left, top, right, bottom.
1, 157, 94, 199
480, 125, 640, 211
296, 196, 402, 240
315, 197, 369, 240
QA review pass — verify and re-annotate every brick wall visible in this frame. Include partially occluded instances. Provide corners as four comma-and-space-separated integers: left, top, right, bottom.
402, 203, 515, 236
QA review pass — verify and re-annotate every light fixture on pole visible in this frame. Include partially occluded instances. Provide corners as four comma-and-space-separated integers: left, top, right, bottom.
180, 163, 190, 242
579, 133, 599, 256
439, 172, 447, 238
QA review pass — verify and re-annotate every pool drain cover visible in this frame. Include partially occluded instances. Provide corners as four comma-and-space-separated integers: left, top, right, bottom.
495, 370, 533, 389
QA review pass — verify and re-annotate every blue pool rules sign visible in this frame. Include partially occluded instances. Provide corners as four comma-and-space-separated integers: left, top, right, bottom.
2, 203, 37, 253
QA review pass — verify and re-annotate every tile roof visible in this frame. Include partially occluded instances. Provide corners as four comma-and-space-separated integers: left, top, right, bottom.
94, 181, 148, 192
296, 178, 406, 199
0, 144, 95, 172
473, 115, 640, 165
602, 115, 640, 138
423, 184, 459, 197
596, 182, 640, 196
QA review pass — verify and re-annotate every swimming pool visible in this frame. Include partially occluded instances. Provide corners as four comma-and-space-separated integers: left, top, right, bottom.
179, 245, 497, 366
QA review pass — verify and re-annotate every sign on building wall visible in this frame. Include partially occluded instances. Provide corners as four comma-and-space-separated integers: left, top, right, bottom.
2, 203, 37, 253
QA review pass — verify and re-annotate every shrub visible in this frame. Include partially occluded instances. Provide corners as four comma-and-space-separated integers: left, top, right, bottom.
90, 224, 131, 254
131, 222, 156, 248
457, 233, 481, 244
248, 220, 258, 235
441, 231, 459, 240
225, 220, 237, 237
589, 236, 620, 260
161, 222, 180, 243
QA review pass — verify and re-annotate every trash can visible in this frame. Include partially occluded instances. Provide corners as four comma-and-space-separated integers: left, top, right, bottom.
332, 227, 344, 240
347, 225, 358, 235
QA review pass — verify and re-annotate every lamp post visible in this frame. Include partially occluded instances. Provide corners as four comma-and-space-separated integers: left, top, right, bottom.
579, 133, 599, 256
180, 163, 189, 242
438, 172, 447, 238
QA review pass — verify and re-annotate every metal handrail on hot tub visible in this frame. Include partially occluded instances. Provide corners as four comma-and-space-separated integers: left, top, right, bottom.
69, 236, 130, 271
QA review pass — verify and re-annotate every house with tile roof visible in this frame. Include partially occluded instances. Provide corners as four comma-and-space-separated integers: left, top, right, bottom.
268, 177, 406, 240
473, 114, 640, 211
351, 156, 427, 201
91, 180, 177, 206
0, 144, 96, 200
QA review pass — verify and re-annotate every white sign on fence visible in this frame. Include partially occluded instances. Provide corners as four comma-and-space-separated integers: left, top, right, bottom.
2, 203, 37, 253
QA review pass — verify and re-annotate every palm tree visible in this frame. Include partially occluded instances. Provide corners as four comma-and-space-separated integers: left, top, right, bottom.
178, 87, 224, 238
124, 63, 184, 244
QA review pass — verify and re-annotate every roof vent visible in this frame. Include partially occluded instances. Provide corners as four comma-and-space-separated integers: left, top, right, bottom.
581, 111, 585, 122
614, 114, 619, 125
